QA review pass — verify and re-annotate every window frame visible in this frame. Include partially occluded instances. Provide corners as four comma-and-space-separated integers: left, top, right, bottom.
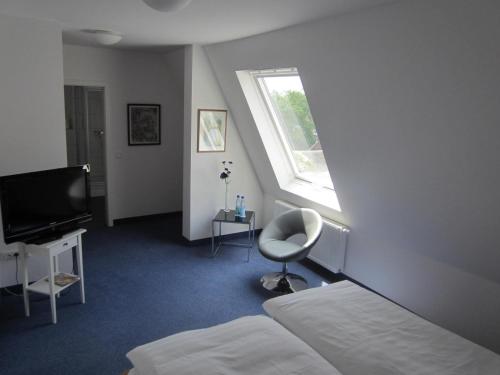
251, 68, 333, 190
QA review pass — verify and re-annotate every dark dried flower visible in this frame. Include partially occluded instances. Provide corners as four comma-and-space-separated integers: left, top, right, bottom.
220, 161, 233, 180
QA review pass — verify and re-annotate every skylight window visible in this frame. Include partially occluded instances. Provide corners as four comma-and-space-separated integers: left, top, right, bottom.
253, 68, 333, 189
237, 67, 340, 212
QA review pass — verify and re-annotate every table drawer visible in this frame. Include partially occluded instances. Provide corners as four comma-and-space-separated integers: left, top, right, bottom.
51, 236, 78, 255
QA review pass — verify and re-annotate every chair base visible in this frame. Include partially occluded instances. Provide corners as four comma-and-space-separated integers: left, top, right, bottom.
260, 272, 308, 294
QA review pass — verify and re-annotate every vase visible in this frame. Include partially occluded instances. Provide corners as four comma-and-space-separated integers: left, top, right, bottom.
224, 179, 230, 212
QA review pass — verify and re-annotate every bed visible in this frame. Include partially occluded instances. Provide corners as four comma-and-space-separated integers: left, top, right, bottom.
264, 281, 500, 374
126, 281, 500, 374
126, 315, 340, 375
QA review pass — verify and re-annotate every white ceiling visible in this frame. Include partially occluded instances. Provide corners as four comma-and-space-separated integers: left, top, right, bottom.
0, 0, 397, 49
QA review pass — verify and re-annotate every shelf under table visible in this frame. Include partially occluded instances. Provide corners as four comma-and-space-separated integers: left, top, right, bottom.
26, 273, 81, 295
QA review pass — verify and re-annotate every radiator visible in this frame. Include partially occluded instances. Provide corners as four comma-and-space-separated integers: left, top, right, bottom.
273, 200, 349, 273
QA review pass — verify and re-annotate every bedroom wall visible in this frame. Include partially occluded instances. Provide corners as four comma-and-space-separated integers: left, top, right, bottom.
205, 0, 500, 352
183, 45, 263, 241
63, 45, 184, 222
0, 14, 69, 286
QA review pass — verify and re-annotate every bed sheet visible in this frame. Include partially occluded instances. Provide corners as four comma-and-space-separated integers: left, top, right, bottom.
127, 315, 342, 375
263, 281, 500, 375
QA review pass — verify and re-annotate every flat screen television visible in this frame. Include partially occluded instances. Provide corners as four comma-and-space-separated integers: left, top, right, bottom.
0, 166, 92, 244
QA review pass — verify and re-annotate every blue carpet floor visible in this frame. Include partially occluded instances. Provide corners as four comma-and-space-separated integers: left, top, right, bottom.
0, 212, 337, 375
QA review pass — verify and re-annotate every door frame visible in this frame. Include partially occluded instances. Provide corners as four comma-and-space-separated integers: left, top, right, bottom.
64, 79, 113, 227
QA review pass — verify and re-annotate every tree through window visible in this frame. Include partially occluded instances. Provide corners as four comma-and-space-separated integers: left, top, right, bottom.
254, 68, 333, 189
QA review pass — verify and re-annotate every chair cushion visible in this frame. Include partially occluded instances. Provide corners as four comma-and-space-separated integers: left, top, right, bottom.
259, 238, 307, 262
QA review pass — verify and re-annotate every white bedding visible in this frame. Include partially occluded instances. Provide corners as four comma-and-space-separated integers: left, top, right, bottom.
126, 315, 341, 375
263, 280, 500, 375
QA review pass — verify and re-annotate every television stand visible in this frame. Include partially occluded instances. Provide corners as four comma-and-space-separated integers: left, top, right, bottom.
26, 225, 82, 245
29, 233, 64, 245
20, 228, 86, 324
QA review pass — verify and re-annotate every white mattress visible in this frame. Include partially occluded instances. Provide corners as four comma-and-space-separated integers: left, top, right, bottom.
126, 315, 341, 375
263, 280, 500, 375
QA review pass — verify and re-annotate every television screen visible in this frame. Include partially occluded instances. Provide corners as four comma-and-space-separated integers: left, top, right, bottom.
0, 166, 92, 243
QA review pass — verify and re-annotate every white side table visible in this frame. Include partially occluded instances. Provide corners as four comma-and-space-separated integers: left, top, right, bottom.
20, 228, 86, 324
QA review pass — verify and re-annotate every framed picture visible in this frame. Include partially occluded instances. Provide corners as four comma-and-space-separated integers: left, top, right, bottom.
197, 109, 228, 152
128, 104, 161, 146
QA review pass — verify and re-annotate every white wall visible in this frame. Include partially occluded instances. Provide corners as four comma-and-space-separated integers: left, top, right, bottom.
182, 47, 193, 239
183, 45, 263, 241
0, 14, 68, 286
205, 0, 500, 352
63, 45, 184, 222
0, 15, 67, 175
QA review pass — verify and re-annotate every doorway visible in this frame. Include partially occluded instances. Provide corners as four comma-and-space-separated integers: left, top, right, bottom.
64, 85, 108, 227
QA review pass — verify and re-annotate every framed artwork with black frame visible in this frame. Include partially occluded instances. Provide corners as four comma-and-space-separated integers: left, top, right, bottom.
197, 109, 228, 153
128, 104, 161, 146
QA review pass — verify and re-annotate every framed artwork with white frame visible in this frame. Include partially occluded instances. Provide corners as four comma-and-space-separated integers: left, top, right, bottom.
197, 109, 227, 153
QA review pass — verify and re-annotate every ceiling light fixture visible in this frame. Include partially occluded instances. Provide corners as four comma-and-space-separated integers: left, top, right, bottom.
142, 0, 192, 12
84, 30, 123, 45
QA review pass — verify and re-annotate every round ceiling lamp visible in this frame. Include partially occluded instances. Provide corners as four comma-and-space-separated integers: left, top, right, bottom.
142, 0, 192, 12
83, 30, 123, 45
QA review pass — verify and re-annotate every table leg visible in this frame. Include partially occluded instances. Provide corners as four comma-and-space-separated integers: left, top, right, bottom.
53, 254, 59, 274
21, 247, 30, 317
218, 221, 222, 255
54, 255, 60, 298
76, 235, 85, 304
211, 220, 215, 257
247, 222, 251, 262
48, 255, 57, 324
253, 214, 256, 243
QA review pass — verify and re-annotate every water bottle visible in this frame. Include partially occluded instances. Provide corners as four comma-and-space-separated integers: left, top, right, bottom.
235, 195, 241, 216
240, 196, 246, 218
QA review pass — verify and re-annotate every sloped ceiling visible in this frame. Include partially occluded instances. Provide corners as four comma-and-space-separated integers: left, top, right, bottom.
0, 0, 396, 48
205, 0, 500, 353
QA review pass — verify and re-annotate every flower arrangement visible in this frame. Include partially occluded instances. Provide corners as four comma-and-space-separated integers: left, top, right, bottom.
220, 160, 232, 180
220, 161, 233, 212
